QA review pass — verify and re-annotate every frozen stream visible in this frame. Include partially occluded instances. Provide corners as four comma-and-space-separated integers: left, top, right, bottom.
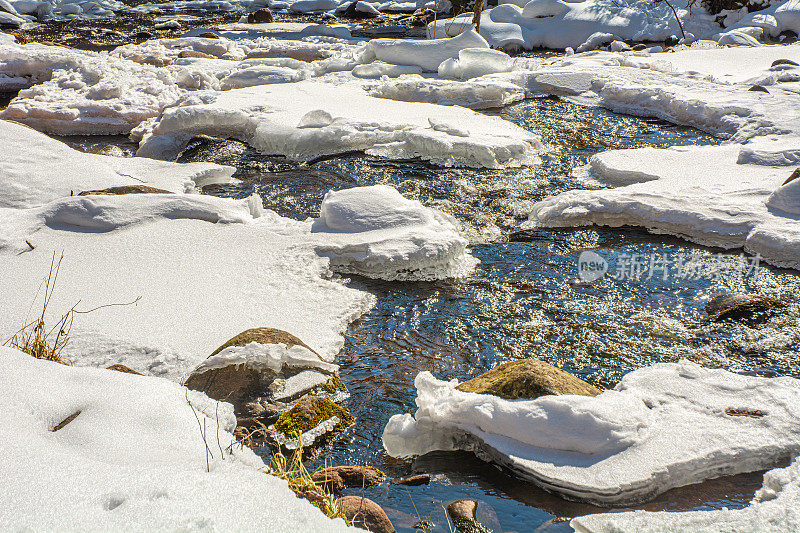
164, 98, 800, 531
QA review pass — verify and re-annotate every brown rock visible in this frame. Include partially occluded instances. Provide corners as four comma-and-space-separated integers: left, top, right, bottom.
706, 293, 783, 322
274, 395, 353, 436
395, 473, 430, 486
772, 59, 799, 67
210, 327, 322, 359
197, 32, 221, 39
77, 185, 173, 196
247, 7, 274, 23
335, 496, 395, 533
312, 465, 385, 494
107, 364, 142, 375
784, 167, 800, 185
447, 500, 477, 522
456, 359, 601, 400
749, 84, 770, 93
178, 50, 213, 59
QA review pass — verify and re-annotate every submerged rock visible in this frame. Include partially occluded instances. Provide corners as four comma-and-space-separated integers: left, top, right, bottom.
395, 473, 430, 486
311, 465, 385, 494
335, 496, 395, 533
447, 500, 492, 533
456, 359, 601, 399
706, 293, 784, 323
77, 185, 173, 196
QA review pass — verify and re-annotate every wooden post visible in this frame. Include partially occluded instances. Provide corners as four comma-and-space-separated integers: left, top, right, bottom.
472, 0, 485, 31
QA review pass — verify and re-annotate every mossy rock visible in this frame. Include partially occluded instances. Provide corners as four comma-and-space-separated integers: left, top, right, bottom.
275, 395, 353, 436
210, 327, 321, 358
456, 359, 601, 400
311, 465, 386, 494
77, 185, 173, 196
314, 374, 347, 395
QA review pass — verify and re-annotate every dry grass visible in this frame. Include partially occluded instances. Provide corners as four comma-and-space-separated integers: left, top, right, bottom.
269, 446, 349, 522
4, 253, 72, 364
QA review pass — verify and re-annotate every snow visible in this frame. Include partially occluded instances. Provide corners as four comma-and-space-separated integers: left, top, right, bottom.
0, 120, 236, 209
135, 78, 542, 168
0, 347, 356, 532
383, 360, 800, 505
0, 121, 474, 378
437, 47, 513, 80
572, 456, 800, 532
311, 185, 478, 280
429, 0, 800, 51
517, 44, 800, 269
365, 75, 526, 109
194, 341, 340, 373
362, 28, 490, 72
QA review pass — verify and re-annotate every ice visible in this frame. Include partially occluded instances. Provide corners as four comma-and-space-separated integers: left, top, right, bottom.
195, 341, 339, 373
366, 75, 525, 109
351, 61, 423, 78
383, 360, 800, 505
572, 458, 800, 532
428, 0, 800, 50
361, 28, 490, 72
0, 347, 356, 532
136, 79, 542, 168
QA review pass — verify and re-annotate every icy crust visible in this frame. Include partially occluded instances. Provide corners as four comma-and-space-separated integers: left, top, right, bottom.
382, 360, 800, 506
366, 75, 525, 110
528, 143, 800, 269
194, 341, 339, 373
0, 347, 355, 532
311, 185, 479, 281
0, 120, 235, 209
136, 79, 542, 168
572, 457, 800, 532
429, 0, 800, 51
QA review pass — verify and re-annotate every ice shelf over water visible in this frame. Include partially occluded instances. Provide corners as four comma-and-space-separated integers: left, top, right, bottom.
0, 346, 357, 532
135, 78, 542, 168
383, 360, 800, 506
572, 456, 800, 532
0, 120, 474, 378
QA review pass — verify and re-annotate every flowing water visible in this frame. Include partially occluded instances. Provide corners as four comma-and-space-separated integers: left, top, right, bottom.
47, 92, 800, 531
184, 98, 800, 531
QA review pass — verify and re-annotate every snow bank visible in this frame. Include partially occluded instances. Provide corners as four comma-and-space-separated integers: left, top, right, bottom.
429, 0, 800, 50
361, 28, 490, 72
383, 360, 800, 505
437, 47, 513, 80
366, 75, 526, 109
0, 120, 235, 209
572, 457, 800, 532
0, 347, 355, 532
312, 185, 478, 280
136, 79, 542, 168
528, 142, 800, 269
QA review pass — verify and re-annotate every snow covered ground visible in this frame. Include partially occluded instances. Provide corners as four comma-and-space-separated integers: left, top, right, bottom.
383, 360, 800, 506
430, 0, 800, 51
0, 346, 356, 532
0, 119, 474, 379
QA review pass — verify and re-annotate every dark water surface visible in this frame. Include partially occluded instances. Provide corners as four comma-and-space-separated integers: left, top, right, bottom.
189, 98, 800, 531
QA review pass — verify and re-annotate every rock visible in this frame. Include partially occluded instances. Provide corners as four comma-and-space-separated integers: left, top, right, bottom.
395, 473, 430, 486
631, 43, 648, 51
197, 32, 221, 39
706, 293, 783, 322
106, 364, 142, 375
456, 359, 601, 399
274, 395, 353, 438
311, 465, 385, 494
184, 327, 335, 412
771, 59, 799, 67
664, 35, 679, 47
77, 185, 173, 196
749, 84, 770, 93
211, 327, 321, 358
135, 31, 153, 40
335, 496, 395, 533
247, 7, 273, 23
447, 500, 477, 522
784, 168, 800, 185
178, 50, 213, 59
